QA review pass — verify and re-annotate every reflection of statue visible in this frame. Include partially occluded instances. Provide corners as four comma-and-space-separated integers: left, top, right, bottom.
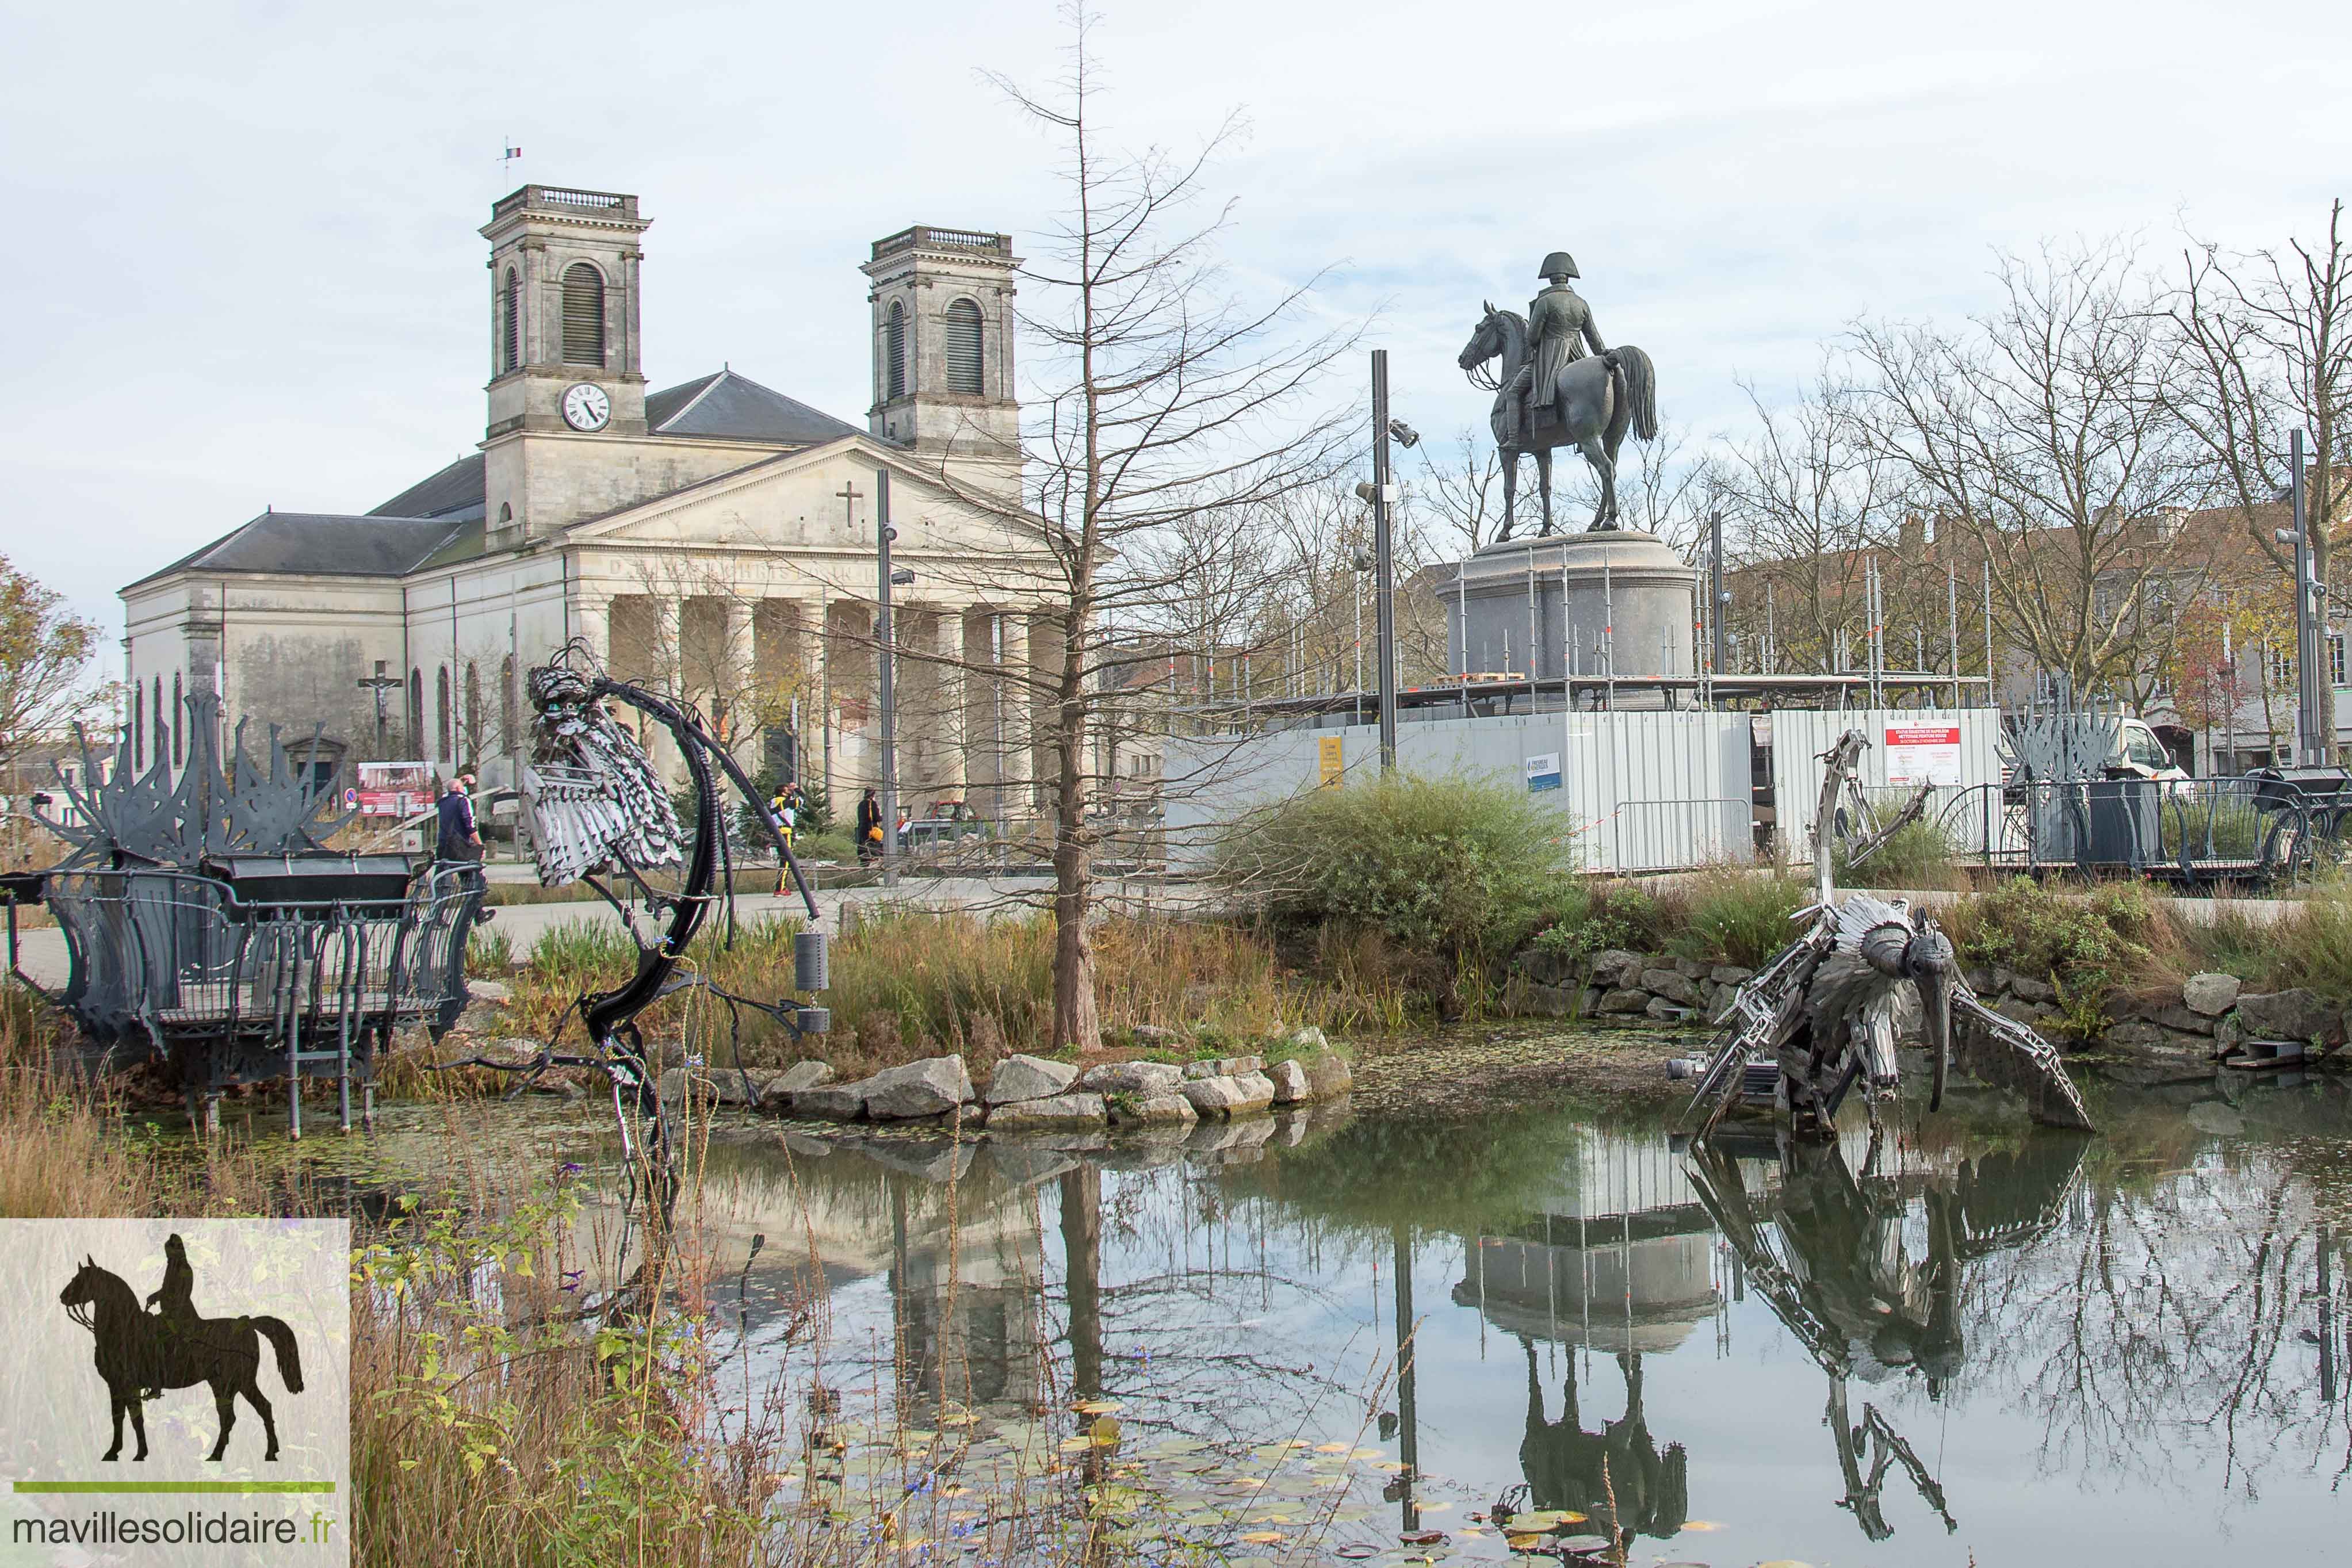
1516, 1342, 1688, 1548
1685, 1125, 2089, 1544
1685, 730, 2094, 1138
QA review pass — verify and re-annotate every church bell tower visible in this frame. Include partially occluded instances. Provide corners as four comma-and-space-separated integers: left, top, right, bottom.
862, 225, 1020, 494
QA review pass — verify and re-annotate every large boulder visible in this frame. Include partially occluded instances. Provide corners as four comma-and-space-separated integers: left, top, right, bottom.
1640, 969, 1706, 1008
984, 1092, 1107, 1131
1107, 1092, 1197, 1127
2182, 973, 2242, 1018
1597, 987, 1651, 1015
465, 978, 512, 1004
2146, 1005, 2215, 1037
1284, 1025, 1331, 1054
1305, 1053, 1353, 1099
1263, 1059, 1311, 1104
1587, 950, 1646, 988
1078, 1061, 1185, 1096
2009, 973, 2059, 1005
1709, 966, 1755, 989
791, 1083, 866, 1120
1645, 996, 1691, 1023
985, 1053, 1080, 1106
1516, 947, 1579, 988
1183, 1073, 1275, 1118
2235, 988, 2341, 1046
773, 1060, 835, 1093
860, 1055, 976, 1120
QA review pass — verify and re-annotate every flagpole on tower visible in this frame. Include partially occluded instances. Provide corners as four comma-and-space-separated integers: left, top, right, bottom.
499, 140, 523, 190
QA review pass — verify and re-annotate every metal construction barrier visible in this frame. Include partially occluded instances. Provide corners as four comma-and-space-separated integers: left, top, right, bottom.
1928, 778, 2340, 886
1595, 797, 1754, 875
35, 865, 481, 1131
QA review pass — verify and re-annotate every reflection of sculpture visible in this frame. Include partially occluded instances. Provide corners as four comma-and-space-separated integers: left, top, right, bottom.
1685, 731, 2094, 1137
1516, 1343, 1688, 1546
1686, 1126, 2089, 1543
1455, 251, 1659, 538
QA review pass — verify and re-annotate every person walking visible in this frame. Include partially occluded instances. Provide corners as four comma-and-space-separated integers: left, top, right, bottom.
855, 787, 882, 866
435, 772, 485, 893
770, 783, 798, 894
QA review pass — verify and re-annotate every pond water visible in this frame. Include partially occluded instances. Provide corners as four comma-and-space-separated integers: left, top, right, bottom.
339, 1061, 2352, 1566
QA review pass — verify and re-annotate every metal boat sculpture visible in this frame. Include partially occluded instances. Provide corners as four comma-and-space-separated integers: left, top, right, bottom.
1682, 731, 2094, 1136
8, 693, 478, 1134
436, 646, 829, 1198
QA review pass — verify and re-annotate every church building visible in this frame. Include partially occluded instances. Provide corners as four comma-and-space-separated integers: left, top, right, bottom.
121, 185, 1058, 819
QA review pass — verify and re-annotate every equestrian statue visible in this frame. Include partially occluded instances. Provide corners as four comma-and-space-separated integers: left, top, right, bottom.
1456, 251, 1659, 538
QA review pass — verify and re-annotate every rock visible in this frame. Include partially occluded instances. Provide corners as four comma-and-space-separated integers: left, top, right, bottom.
781, 1131, 835, 1160
1997, 998, 2048, 1027
1640, 969, 1706, 1008
774, 1060, 835, 1093
1588, 950, 1645, 988
1184, 1055, 1263, 1080
1129, 1023, 1182, 1046
2103, 1020, 2166, 1048
1645, 996, 1692, 1023
2146, 1005, 2216, 1037
1710, 966, 1754, 988
465, 978, 511, 1003
1305, 1053, 1353, 1099
1515, 947, 1578, 988
983, 1092, 1107, 1131
859, 1055, 976, 1120
1965, 966, 1997, 995
985, 1053, 1080, 1106
1517, 982, 1579, 1016
2182, 972, 2242, 1017
1078, 1061, 1185, 1096
1107, 1091, 1198, 1127
2215, 1012, 2246, 1053
791, 1084, 866, 1120
710, 1068, 770, 1106
1597, 987, 1651, 1015
2235, 988, 2341, 1046
656, 1067, 711, 1106
1264, 1059, 1311, 1104
1286, 1025, 1330, 1054
2158, 1025, 2218, 1053
2009, 974, 2058, 1005
1991, 965, 2018, 996
1673, 955, 1709, 980
1183, 1073, 1275, 1117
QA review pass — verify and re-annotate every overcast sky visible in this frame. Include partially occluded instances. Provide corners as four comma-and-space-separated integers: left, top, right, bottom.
5, 0, 2349, 662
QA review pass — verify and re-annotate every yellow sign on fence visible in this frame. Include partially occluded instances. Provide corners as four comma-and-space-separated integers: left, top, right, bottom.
1318, 735, 1344, 788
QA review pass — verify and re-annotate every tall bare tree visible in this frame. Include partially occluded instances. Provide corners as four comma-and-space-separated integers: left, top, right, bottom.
965, 16, 1357, 1051
1846, 241, 2215, 701
2171, 200, 2352, 744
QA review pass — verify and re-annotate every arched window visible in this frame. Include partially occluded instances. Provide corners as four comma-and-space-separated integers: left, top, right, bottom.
408, 669, 423, 755
560, 263, 605, 366
133, 683, 144, 770
170, 674, 182, 766
500, 267, 521, 373
497, 503, 513, 529
499, 655, 517, 758
464, 662, 482, 765
885, 301, 907, 399
944, 298, 983, 395
435, 667, 452, 762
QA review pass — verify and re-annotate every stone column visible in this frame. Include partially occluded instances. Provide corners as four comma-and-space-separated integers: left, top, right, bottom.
572, 595, 610, 671
722, 598, 755, 766
935, 606, 968, 796
801, 597, 831, 797
647, 598, 684, 782
962, 609, 997, 814
1000, 613, 1033, 819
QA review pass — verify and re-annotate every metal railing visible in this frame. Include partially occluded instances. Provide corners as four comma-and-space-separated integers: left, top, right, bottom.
1927, 778, 2340, 885
41, 866, 480, 1058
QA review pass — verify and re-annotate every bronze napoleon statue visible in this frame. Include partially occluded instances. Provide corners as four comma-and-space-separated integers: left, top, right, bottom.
1457, 251, 1658, 537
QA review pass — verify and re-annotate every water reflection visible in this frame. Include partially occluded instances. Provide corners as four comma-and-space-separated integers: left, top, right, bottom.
394, 1070, 2352, 1565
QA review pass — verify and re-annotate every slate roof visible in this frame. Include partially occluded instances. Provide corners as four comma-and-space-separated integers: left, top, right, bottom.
644, 368, 863, 444
370, 452, 486, 521
124, 512, 468, 592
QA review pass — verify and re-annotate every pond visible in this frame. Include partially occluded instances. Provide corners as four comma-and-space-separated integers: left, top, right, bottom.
335, 1061, 2352, 1566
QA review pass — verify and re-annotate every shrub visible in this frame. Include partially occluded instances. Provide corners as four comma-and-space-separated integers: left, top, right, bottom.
1944, 877, 2155, 1037
1665, 870, 1807, 969
1219, 773, 1577, 978
1838, 816, 1957, 890
1527, 881, 1668, 959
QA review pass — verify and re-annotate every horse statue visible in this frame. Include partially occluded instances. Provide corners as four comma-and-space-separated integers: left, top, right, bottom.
60, 1253, 304, 1462
1457, 305, 1658, 538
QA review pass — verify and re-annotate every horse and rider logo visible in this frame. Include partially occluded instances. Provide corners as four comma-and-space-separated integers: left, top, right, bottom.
58, 1234, 305, 1462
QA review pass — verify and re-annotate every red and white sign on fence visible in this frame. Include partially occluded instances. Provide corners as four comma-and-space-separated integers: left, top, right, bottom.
1884, 724, 1963, 787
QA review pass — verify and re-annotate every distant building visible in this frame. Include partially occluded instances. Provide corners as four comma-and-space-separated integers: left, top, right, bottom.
121, 188, 1056, 817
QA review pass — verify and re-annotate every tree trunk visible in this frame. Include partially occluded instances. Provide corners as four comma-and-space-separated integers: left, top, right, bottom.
1049, 630, 1101, 1053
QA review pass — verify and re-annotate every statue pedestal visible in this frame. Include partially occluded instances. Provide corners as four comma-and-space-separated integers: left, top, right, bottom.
1444, 531, 1695, 685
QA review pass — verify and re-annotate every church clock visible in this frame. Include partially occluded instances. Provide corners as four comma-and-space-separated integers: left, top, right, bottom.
561, 383, 612, 432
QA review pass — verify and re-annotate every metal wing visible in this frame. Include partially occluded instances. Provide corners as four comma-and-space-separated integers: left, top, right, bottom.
1949, 986, 2095, 1131
523, 693, 684, 888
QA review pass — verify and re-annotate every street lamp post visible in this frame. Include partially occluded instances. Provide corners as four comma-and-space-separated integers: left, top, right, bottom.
2277, 428, 2326, 765
1371, 351, 1399, 772
875, 469, 917, 886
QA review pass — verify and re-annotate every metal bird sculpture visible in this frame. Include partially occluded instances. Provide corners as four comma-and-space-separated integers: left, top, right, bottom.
1684, 730, 2093, 1136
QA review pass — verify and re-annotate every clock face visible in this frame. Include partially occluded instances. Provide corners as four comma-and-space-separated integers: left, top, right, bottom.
561, 382, 611, 431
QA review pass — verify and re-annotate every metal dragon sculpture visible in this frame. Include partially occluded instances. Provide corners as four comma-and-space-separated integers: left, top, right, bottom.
441, 644, 830, 1207
1683, 730, 2094, 1137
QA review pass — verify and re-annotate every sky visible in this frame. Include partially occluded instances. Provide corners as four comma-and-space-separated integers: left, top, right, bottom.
5, 0, 2350, 666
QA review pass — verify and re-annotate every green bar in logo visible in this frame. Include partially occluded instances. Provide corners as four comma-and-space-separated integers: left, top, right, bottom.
14, 1481, 338, 1494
